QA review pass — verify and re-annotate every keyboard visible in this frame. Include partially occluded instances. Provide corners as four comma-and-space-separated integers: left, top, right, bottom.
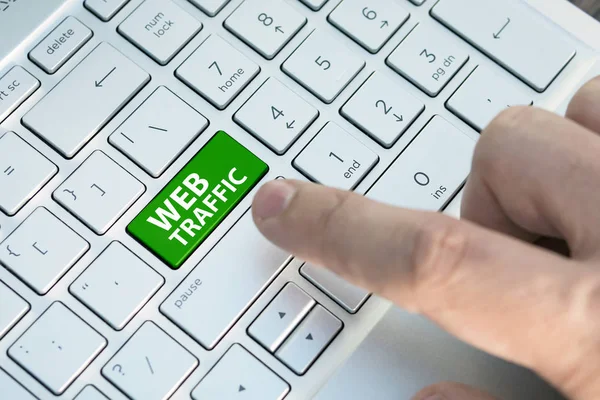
0, 0, 589, 398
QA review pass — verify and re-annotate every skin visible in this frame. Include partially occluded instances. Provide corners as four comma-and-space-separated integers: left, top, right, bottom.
251, 76, 600, 400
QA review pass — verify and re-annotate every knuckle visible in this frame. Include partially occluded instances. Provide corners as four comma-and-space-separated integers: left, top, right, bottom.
410, 215, 470, 305
318, 189, 357, 269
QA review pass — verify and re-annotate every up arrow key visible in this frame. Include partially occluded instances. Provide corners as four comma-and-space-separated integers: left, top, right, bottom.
306, 333, 313, 341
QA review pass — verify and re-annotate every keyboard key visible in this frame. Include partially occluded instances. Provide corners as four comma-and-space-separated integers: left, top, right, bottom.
0, 0, 67, 61
160, 209, 290, 349
249, 283, 315, 352
367, 116, 475, 210
22, 42, 150, 158
293, 122, 378, 191
0, 66, 40, 123
189, 0, 231, 17
282, 30, 365, 103
328, 0, 409, 53
109, 86, 209, 177
387, 24, 469, 97
299, 0, 328, 11
275, 305, 342, 375
85, 0, 130, 22
431, 0, 576, 92
177, 35, 260, 110
119, 0, 202, 65
191, 344, 290, 400
29, 17, 93, 74
408, 0, 425, 4
54, 151, 145, 235
341, 72, 424, 148
225, 0, 307, 60
447, 66, 533, 132
0, 208, 89, 295
74, 385, 109, 400
71, 242, 164, 330
0, 368, 36, 400
0, 131, 57, 216
234, 77, 319, 154
103, 321, 198, 400
8, 302, 107, 395
301, 263, 369, 313
128, 131, 268, 269
0, 281, 30, 339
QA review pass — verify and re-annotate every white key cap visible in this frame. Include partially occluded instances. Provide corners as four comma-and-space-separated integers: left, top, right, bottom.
367, 116, 475, 210
0, 368, 36, 400
53, 151, 145, 235
408, 0, 425, 5
275, 305, 342, 375
71, 242, 164, 330
301, 263, 369, 313
85, 0, 130, 22
119, 0, 202, 65
225, 0, 306, 60
29, 17, 93, 74
102, 321, 198, 400
189, 0, 231, 17
447, 66, 533, 132
0, 66, 40, 123
109, 86, 209, 177
387, 24, 469, 97
283, 30, 365, 104
293, 122, 378, 191
0, 208, 89, 295
22, 42, 150, 158
328, 0, 409, 53
160, 209, 290, 349
8, 302, 107, 395
299, 0, 328, 11
431, 0, 576, 92
234, 77, 318, 154
0, 281, 29, 339
192, 344, 290, 400
0, 131, 57, 215
176, 35, 260, 110
74, 385, 109, 400
341, 72, 424, 148
249, 283, 315, 352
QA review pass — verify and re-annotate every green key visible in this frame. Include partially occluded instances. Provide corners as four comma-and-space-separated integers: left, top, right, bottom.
128, 131, 268, 269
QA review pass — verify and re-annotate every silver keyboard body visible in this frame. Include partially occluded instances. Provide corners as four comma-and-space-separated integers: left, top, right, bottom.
1, 0, 599, 399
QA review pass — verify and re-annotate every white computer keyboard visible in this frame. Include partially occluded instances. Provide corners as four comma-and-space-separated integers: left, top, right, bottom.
0, 0, 591, 399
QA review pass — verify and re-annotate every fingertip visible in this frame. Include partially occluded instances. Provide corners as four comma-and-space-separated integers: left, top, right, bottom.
252, 180, 297, 223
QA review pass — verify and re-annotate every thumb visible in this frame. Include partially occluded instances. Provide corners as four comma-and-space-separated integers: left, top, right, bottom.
252, 180, 600, 399
413, 382, 499, 400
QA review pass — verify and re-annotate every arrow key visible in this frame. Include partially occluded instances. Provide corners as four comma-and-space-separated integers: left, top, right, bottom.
234, 77, 318, 155
328, 0, 409, 54
192, 344, 289, 400
248, 283, 315, 352
275, 305, 342, 375
224, 0, 306, 59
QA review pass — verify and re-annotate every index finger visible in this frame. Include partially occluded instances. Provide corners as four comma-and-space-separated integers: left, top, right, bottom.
252, 180, 599, 399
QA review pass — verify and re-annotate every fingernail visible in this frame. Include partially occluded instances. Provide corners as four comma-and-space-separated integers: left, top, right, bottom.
422, 395, 447, 400
253, 181, 296, 220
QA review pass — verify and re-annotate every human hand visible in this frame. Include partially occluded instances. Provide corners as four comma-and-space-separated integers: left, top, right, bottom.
251, 77, 600, 400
